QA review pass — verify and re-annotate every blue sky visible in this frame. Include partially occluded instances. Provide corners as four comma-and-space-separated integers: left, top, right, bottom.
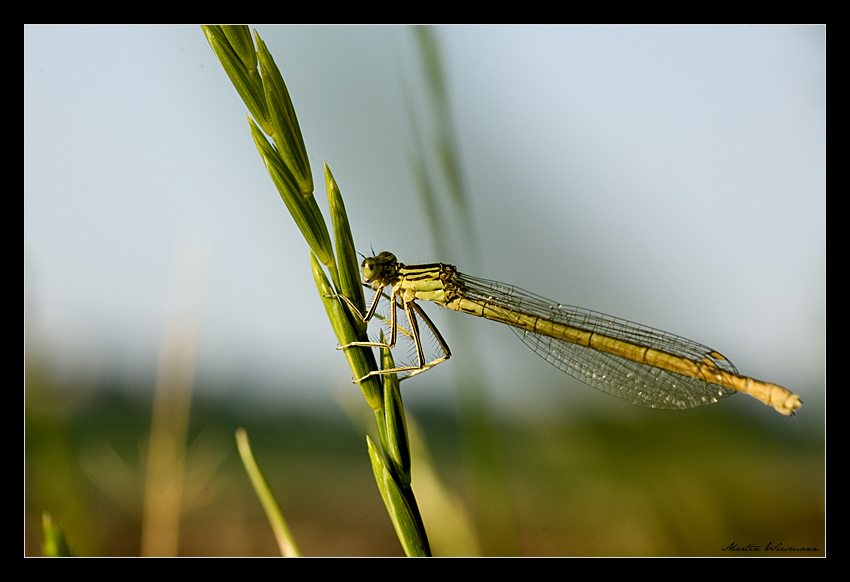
24, 25, 825, 418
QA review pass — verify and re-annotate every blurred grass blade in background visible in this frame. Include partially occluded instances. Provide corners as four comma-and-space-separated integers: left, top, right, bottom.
235, 428, 302, 557
42, 512, 76, 557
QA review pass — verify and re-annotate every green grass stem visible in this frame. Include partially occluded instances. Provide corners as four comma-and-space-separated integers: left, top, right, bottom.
203, 24, 431, 556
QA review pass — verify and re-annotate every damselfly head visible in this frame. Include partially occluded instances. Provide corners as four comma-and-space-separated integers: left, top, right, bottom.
361, 252, 398, 284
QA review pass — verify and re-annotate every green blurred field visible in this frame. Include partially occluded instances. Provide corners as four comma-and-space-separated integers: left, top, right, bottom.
25, 366, 824, 557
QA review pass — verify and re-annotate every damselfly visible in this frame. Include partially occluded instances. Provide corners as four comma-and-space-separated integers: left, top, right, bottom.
337, 252, 801, 416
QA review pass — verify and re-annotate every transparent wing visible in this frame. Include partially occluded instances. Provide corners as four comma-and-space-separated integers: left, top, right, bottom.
457, 273, 738, 410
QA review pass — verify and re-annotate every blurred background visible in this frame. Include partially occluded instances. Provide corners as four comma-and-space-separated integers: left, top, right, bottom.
25, 25, 824, 556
